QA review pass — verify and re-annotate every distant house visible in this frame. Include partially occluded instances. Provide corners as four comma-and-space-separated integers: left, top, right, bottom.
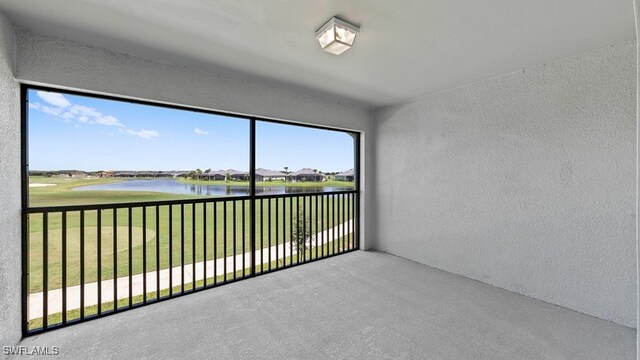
335, 169, 354, 181
255, 168, 286, 181
171, 171, 189, 178
212, 169, 249, 181
202, 171, 226, 181
69, 171, 88, 178
288, 168, 324, 182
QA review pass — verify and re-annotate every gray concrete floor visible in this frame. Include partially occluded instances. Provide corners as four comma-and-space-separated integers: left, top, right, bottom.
12, 251, 635, 359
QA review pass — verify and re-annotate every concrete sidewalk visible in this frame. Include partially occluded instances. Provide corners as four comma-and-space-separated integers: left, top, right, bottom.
28, 220, 354, 320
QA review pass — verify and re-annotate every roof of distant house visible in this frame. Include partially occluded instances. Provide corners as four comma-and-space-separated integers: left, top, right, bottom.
210, 169, 248, 176
256, 168, 286, 176
291, 168, 323, 176
336, 169, 354, 176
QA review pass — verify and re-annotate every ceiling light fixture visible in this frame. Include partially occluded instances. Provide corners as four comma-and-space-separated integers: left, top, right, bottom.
315, 17, 360, 55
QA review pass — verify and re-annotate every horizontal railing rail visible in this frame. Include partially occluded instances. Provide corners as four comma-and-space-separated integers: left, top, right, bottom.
24, 191, 358, 334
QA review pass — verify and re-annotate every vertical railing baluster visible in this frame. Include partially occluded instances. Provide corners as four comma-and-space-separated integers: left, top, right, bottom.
332, 194, 336, 255
61, 211, 67, 324
192, 203, 196, 290
341, 194, 344, 252
290, 196, 293, 266
143, 206, 147, 303
348, 194, 351, 250
97, 209, 102, 315
127, 208, 132, 308
214, 202, 218, 285
340, 194, 347, 251
340, 194, 343, 253
155, 205, 159, 300
344, 194, 352, 250
113, 209, 117, 312
42, 212, 48, 329
275, 197, 279, 269
169, 205, 173, 296
282, 197, 286, 266
260, 199, 264, 273
303, 195, 306, 261
242, 199, 245, 277
315, 195, 319, 260
345, 194, 348, 251
233, 200, 236, 280
296, 196, 300, 264
338, 195, 342, 252
351, 193, 355, 250
180, 204, 185, 294
268, 198, 272, 271
346, 194, 349, 250
321, 195, 325, 258
231, 200, 238, 280
356, 191, 360, 250
203, 203, 207, 286
223, 201, 227, 283
337, 195, 340, 253
326, 195, 329, 257
80, 210, 85, 317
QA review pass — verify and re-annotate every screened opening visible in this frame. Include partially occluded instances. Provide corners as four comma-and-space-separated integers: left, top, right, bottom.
22, 86, 359, 334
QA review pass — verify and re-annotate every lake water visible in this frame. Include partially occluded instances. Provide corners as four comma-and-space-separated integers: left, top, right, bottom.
74, 179, 353, 196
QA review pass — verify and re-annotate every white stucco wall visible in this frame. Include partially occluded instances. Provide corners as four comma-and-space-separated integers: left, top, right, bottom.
373, 42, 637, 327
0, 13, 21, 347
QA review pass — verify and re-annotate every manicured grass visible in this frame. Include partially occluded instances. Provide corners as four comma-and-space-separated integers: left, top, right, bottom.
27, 177, 355, 293
27, 237, 354, 331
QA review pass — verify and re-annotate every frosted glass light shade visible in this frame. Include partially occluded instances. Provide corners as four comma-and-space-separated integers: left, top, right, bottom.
315, 17, 359, 55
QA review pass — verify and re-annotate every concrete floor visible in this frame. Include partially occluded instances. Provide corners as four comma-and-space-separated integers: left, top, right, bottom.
12, 251, 635, 359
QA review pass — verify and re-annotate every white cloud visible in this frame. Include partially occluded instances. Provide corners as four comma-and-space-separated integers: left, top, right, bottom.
31, 91, 155, 139
94, 114, 124, 127
194, 128, 209, 135
66, 104, 125, 127
126, 129, 160, 140
30, 93, 125, 128
36, 91, 71, 108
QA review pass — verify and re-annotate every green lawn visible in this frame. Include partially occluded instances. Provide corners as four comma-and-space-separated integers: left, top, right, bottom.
27, 177, 355, 293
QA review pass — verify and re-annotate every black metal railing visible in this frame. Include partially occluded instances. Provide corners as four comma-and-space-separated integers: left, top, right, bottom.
23, 191, 358, 334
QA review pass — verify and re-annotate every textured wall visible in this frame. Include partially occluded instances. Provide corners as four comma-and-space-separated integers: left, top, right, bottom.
0, 12, 21, 347
373, 42, 637, 327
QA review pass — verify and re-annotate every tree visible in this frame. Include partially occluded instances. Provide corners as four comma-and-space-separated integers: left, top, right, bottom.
283, 166, 289, 182
313, 169, 318, 182
225, 172, 231, 182
291, 207, 312, 256
204, 168, 211, 181
194, 168, 203, 180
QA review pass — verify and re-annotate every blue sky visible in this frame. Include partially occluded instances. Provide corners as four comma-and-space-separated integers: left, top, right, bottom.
28, 89, 355, 172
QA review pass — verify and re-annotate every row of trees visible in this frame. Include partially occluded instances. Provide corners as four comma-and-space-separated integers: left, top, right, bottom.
187, 168, 209, 180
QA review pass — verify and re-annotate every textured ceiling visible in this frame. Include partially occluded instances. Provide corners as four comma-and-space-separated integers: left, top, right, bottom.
0, 0, 635, 108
